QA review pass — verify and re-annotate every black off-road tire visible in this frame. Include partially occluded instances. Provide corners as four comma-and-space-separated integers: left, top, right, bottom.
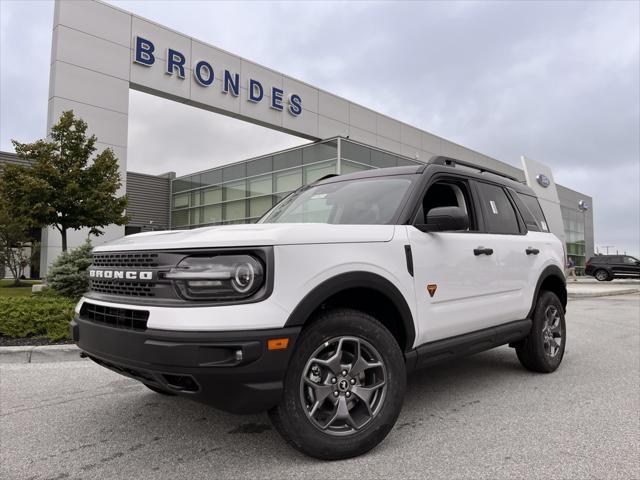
268, 308, 406, 460
144, 383, 177, 396
516, 291, 566, 373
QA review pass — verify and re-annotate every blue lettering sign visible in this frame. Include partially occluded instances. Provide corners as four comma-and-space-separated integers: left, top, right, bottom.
134, 36, 155, 66
223, 70, 239, 96
194, 60, 214, 86
166, 48, 186, 78
271, 87, 284, 111
248, 79, 264, 103
132, 35, 303, 118
289, 94, 302, 116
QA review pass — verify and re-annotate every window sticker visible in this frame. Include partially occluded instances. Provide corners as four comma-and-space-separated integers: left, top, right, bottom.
489, 200, 499, 215
541, 220, 548, 231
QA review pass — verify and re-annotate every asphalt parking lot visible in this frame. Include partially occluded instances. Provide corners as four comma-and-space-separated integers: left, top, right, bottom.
1, 294, 639, 480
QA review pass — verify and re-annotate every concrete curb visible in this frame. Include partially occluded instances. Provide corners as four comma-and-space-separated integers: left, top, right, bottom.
0, 344, 84, 365
567, 288, 640, 299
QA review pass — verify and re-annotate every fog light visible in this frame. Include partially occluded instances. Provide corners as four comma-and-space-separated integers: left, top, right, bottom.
234, 349, 243, 362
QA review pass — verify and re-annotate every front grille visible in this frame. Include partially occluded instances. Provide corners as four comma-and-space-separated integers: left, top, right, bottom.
80, 302, 149, 330
90, 279, 157, 297
92, 252, 159, 268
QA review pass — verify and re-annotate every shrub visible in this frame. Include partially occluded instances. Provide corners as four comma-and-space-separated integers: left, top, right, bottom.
0, 295, 75, 341
47, 239, 93, 300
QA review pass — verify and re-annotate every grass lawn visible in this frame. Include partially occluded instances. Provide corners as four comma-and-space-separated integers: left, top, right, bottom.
0, 279, 42, 298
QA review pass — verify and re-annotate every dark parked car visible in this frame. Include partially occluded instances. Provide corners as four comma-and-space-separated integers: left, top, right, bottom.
585, 255, 640, 281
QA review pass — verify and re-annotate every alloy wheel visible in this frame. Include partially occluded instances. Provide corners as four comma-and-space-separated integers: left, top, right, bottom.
299, 336, 387, 436
541, 305, 563, 358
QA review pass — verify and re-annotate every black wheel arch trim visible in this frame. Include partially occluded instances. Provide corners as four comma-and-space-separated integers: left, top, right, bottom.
528, 264, 567, 319
284, 271, 416, 352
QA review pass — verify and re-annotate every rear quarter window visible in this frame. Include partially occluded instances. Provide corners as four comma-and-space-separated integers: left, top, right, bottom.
517, 193, 549, 232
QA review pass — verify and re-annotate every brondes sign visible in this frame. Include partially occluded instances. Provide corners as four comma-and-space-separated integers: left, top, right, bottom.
134, 36, 303, 117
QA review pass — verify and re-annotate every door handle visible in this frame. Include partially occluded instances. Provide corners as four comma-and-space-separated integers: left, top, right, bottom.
526, 247, 540, 255
474, 247, 494, 256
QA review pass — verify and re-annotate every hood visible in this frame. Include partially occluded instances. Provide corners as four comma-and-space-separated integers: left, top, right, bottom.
94, 223, 396, 252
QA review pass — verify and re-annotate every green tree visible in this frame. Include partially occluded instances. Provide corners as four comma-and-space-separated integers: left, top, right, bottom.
0, 182, 39, 286
7, 110, 128, 251
47, 239, 93, 299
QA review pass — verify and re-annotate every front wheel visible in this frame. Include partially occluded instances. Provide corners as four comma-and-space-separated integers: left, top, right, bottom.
269, 308, 406, 460
516, 291, 566, 373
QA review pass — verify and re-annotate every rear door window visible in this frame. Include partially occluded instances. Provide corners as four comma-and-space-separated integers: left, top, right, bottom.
475, 182, 521, 235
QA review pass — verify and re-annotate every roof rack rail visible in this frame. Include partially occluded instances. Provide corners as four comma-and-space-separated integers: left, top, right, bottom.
428, 156, 520, 183
313, 173, 340, 183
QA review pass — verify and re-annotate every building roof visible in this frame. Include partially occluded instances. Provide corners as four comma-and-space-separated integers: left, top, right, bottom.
0, 151, 32, 167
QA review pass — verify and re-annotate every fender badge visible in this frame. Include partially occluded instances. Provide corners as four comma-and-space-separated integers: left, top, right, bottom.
426, 284, 437, 297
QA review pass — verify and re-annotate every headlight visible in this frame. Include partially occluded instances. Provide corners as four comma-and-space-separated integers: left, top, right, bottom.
164, 254, 264, 301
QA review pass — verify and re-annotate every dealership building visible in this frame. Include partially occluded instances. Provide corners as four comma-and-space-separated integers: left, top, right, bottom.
2, 0, 594, 275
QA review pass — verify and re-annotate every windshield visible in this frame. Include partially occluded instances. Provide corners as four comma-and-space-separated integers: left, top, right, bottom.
260, 175, 415, 225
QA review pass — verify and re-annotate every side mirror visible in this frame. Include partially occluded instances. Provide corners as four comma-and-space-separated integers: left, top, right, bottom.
415, 206, 469, 233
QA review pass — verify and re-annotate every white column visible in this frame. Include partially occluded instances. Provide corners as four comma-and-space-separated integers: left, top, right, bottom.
521, 155, 566, 246
42, 0, 132, 274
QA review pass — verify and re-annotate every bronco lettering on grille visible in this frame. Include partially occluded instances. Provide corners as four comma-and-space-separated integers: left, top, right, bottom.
89, 269, 154, 280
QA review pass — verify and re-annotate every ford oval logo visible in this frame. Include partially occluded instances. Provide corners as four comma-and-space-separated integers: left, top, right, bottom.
536, 174, 551, 188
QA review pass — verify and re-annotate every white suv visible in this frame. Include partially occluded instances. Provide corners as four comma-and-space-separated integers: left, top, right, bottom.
71, 157, 567, 460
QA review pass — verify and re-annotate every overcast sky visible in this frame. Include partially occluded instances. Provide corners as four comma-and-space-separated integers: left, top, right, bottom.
1, 0, 638, 255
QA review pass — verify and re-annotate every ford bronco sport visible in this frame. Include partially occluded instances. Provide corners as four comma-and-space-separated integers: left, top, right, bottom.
71, 157, 567, 460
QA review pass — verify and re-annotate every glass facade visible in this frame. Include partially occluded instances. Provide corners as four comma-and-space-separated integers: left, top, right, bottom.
170, 138, 421, 229
561, 205, 587, 275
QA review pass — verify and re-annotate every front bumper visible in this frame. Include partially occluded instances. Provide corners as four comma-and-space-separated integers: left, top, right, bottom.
71, 316, 300, 414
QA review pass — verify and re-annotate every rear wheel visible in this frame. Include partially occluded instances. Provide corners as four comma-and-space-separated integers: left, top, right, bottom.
594, 269, 610, 281
269, 308, 406, 460
516, 291, 566, 373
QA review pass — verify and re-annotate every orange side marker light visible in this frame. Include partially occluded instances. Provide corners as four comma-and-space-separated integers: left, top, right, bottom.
268, 338, 290, 350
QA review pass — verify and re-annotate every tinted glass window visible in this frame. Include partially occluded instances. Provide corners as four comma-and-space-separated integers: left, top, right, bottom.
274, 149, 302, 171
417, 180, 475, 230
623, 256, 638, 265
370, 150, 397, 168
476, 182, 520, 234
511, 193, 539, 231
201, 169, 222, 186
518, 194, 549, 232
247, 157, 273, 176
341, 141, 371, 165
222, 163, 246, 182
303, 141, 337, 164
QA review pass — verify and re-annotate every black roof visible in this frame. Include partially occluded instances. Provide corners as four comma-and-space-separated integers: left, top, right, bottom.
314, 160, 536, 197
